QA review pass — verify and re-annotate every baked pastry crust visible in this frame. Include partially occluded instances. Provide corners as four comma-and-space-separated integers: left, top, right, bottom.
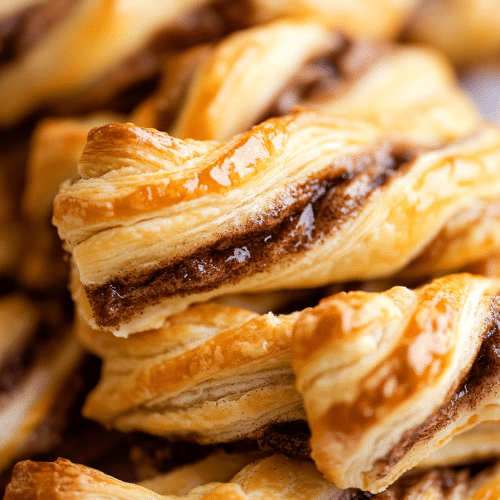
79, 302, 304, 443
54, 111, 500, 336
6, 454, 500, 499
293, 273, 500, 492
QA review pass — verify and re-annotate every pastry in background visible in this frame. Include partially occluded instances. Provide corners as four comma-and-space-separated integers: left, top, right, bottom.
405, 0, 500, 67
54, 111, 500, 336
293, 273, 500, 492
6, 452, 500, 499
0, 0, 420, 127
0, 293, 83, 474
18, 112, 124, 289
133, 19, 480, 141
0, 0, 226, 126
247, 0, 420, 41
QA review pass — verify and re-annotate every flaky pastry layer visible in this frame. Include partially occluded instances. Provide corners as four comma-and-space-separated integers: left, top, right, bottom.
293, 273, 500, 492
54, 110, 500, 336
79, 302, 304, 443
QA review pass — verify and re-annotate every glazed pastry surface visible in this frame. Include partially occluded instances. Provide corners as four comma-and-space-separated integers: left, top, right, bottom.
293, 273, 500, 492
54, 111, 500, 336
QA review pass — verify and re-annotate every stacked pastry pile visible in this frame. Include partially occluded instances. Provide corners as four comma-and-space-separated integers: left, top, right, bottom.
4, 0, 500, 498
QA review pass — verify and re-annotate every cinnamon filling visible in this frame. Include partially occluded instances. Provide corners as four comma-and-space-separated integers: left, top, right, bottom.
85, 144, 418, 329
257, 421, 311, 459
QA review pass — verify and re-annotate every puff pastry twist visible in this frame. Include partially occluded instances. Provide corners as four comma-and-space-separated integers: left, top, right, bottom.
293, 273, 500, 492
53, 111, 500, 336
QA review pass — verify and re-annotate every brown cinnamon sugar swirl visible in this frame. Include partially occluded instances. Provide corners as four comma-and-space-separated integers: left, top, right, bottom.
133, 19, 480, 142
293, 273, 500, 493
54, 110, 500, 336
6, 453, 500, 499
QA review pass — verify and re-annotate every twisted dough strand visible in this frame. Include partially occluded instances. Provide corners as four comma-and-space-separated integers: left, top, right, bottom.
293, 273, 500, 492
53, 110, 500, 336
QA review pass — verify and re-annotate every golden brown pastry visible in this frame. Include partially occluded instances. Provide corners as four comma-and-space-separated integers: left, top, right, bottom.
0, 0, 234, 126
6, 453, 500, 500
78, 302, 305, 444
0, 293, 83, 472
406, 0, 500, 67
54, 111, 500, 336
293, 273, 500, 492
133, 19, 480, 142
